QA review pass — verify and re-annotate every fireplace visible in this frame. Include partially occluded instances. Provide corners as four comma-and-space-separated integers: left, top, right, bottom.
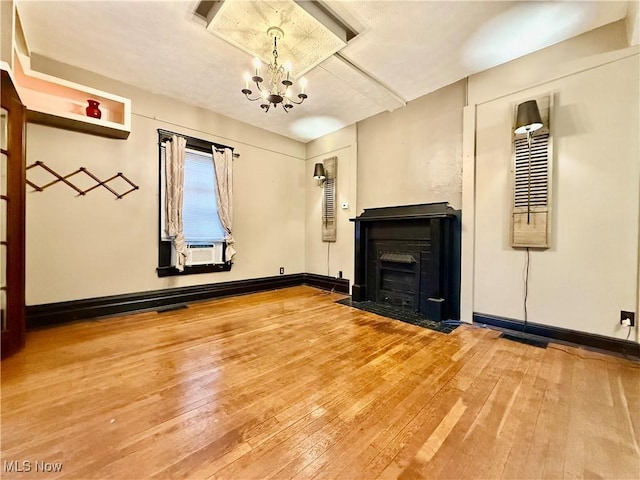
351, 202, 461, 321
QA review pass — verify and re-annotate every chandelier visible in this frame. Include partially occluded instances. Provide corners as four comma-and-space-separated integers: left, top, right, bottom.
241, 27, 308, 113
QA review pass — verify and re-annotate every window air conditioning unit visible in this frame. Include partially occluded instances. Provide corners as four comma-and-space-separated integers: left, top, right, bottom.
172, 244, 224, 266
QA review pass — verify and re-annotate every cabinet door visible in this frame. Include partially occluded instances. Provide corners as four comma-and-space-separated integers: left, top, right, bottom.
1, 69, 26, 359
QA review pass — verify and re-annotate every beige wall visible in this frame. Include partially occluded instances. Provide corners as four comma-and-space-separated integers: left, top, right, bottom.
1, 1, 15, 67
304, 125, 357, 283
25, 60, 306, 305
356, 80, 466, 211
625, 0, 639, 46
304, 80, 466, 288
465, 21, 640, 341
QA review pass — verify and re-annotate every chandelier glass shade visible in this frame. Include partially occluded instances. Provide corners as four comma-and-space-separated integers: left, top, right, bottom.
241, 27, 308, 113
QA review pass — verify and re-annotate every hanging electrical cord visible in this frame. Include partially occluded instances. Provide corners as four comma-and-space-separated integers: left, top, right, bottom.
523, 247, 530, 333
322, 241, 337, 295
327, 241, 330, 277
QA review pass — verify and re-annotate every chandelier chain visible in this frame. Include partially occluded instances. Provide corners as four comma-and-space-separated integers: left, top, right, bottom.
273, 36, 278, 64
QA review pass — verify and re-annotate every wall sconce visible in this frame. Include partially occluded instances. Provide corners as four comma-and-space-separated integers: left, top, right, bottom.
514, 100, 543, 135
511, 96, 552, 250
313, 163, 326, 186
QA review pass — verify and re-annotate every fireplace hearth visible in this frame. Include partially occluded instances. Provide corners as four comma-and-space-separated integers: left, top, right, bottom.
351, 202, 460, 321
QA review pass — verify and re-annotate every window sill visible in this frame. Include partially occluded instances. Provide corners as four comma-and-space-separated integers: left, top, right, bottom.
156, 263, 232, 277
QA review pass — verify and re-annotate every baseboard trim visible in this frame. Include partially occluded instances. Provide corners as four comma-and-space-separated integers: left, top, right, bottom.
474, 312, 639, 358
303, 273, 350, 294
26, 273, 349, 329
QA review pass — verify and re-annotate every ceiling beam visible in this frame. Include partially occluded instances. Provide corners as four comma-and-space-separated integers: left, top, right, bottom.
320, 54, 406, 112
294, 1, 358, 43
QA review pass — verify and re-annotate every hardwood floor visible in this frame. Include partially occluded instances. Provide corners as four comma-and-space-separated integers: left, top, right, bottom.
2, 286, 639, 479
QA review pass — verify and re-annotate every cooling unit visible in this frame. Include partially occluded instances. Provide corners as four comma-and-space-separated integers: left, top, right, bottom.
172, 244, 224, 266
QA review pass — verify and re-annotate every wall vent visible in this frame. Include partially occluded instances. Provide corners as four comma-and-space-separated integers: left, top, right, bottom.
511, 95, 552, 249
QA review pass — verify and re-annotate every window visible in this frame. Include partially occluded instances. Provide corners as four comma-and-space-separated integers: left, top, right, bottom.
157, 129, 233, 276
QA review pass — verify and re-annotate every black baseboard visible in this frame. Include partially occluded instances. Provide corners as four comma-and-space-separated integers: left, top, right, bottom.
474, 312, 639, 358
303, 273, 349, 294
26, 273, 349, 329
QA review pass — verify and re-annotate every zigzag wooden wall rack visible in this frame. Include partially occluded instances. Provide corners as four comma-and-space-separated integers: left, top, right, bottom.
26, 161, 139, 199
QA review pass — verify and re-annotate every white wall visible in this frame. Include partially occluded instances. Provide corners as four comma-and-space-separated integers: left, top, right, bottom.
466, 21, 639, 341
25, 58, 306, 305
304, 125, 357, 283
356, 80, 466, 211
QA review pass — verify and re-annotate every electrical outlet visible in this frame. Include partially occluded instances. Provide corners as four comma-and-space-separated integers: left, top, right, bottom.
620, 311, 635, 326
279, 267, 284, 275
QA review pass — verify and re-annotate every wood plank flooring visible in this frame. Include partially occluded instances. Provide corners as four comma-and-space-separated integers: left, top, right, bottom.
1, 286, 639, 479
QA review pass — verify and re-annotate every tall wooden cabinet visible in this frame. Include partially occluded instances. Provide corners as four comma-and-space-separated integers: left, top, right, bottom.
1, 69, 26, 359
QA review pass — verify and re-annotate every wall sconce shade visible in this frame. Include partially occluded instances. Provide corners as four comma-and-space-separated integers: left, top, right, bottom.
514, 100, 543, 134
313, 163, 326, 180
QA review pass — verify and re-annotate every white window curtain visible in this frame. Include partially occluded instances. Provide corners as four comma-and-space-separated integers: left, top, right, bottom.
212, 147, 236, 261
165, 135, 188, 271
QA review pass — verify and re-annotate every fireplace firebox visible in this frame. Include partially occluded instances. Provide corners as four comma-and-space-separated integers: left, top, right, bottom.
351, 202, 460, 321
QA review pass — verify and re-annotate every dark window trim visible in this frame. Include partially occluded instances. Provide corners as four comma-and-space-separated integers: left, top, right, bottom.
156, 263, 232, 277
157, 129, 233, 277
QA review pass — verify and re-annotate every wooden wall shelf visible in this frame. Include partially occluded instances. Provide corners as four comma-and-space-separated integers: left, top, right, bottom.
12, 51, 131, 139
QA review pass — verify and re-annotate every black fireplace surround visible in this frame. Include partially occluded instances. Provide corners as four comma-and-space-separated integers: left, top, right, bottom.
351, 202, 461, 321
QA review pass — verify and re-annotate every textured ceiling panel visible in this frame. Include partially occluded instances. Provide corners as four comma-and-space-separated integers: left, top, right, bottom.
207, 0, 347, 77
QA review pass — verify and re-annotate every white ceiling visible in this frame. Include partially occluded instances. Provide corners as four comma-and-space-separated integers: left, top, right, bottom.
16, 1, 630, 143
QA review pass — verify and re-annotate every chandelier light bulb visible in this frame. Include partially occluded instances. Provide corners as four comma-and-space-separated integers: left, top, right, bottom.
252, 57, 261, 76
300, 77, 307, 94
244, 72, 250, 89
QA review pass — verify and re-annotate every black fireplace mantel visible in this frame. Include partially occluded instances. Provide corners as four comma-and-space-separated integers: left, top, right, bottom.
350, 202, 458, 223
350, 202, 461, 321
